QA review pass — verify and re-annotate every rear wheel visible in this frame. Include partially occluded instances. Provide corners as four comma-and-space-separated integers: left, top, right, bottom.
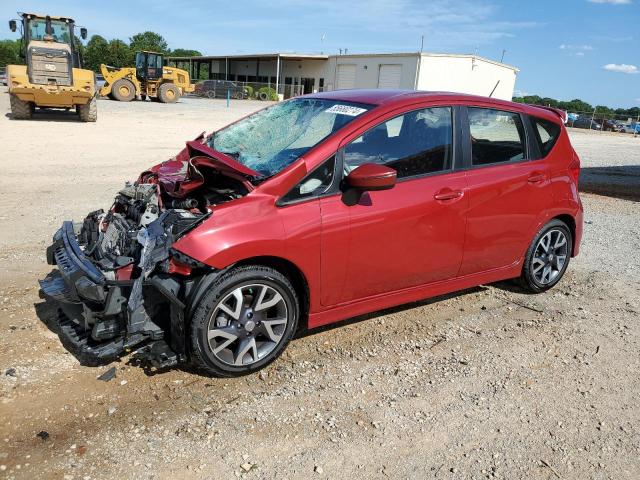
205, 90, 216, 99
158, 82, 180, 103
77, 96, 97, 122
189, 266, 299, 377
111, 79, 136, 102
519, 219, 572, 293
9, 93, 33, 119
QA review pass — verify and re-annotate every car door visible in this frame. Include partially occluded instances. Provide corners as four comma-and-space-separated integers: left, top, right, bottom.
459, 106, 554, 276
319, 105, 468, 306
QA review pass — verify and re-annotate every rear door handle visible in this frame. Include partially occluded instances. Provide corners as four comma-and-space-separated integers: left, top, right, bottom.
434, 189, 464, 201
527, 172, 546, 184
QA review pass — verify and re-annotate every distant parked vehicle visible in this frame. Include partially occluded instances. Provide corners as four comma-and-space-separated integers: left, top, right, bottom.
195, 80, 248, 99
95, 73, 106, 91
598, 119, 623, 132
619, 122, 640, 134
570, 116, 602, 130
0, 70, 7, 86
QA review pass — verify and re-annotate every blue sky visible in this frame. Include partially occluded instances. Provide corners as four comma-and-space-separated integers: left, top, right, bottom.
2, 0, 638, 107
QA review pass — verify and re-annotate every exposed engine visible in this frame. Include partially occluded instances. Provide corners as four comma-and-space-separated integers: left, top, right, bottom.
77, 166, 248, 275
39, 151, 253, 368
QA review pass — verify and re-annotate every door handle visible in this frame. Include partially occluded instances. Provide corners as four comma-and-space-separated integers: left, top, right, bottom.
527, 172, 546, 184
434, 189, 464, 201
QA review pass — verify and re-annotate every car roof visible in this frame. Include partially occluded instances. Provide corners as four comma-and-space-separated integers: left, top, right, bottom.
305, 89, 563, 123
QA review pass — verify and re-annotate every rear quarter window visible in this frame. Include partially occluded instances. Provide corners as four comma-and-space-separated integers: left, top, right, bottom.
531, 117, 561, 158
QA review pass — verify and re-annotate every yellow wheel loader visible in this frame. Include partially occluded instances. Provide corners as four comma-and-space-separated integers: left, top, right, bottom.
6, 13, 96, 122
99, 51, 194, 103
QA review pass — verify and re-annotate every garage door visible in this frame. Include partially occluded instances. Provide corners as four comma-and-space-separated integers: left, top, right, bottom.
378, 64, 402, 89
336, 64, 356, 90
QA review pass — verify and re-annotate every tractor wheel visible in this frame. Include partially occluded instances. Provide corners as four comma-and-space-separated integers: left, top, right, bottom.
9, 93, 33, 120
158, 83, 180, 103
112, 79, 136, 102
77, 96, 97, 122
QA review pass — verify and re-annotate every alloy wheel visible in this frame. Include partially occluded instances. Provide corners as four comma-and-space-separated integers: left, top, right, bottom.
206, 283, 289, 366
532, 229, 568, 285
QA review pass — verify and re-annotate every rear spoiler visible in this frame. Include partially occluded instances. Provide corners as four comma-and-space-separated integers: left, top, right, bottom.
527, 105, 568, 124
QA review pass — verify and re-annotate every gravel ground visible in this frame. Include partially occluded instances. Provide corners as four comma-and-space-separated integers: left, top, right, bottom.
0, 91, 638, 480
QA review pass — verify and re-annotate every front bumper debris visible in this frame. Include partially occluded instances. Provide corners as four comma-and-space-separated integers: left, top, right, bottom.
39, 221, 189, 367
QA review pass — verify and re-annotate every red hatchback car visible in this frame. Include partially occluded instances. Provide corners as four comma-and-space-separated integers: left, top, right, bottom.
40, 90, 583, 376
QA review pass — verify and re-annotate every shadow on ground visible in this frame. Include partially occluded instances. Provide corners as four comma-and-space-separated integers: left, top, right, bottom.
580, 165, 640, 201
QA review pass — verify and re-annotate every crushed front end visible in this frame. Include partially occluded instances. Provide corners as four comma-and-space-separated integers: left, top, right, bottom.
39, 146, 253, 367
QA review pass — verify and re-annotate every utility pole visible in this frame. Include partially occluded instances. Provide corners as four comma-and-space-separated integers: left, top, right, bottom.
420, 34, 424, 53
500, 49, 506, 63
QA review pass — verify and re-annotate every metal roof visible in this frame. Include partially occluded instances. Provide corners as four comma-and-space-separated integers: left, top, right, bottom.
166, 53, 329, 61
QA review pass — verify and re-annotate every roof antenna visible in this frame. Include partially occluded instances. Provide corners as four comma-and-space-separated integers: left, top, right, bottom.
489, 80, 500, 98
500, 49, 506, 63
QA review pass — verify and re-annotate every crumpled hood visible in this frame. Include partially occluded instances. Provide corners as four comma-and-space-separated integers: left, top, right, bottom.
139, 137, 258, 199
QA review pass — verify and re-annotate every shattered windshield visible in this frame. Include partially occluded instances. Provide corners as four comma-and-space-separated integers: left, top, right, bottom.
208, 98, 372, 177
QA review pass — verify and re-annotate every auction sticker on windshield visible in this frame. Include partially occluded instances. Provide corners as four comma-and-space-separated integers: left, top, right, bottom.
324, 104, 368, 116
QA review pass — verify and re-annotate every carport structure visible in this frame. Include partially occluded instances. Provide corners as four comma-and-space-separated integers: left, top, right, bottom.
165, 53, 329, 98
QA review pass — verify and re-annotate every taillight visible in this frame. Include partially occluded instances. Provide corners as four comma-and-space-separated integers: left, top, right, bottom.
568, 154, 580, 184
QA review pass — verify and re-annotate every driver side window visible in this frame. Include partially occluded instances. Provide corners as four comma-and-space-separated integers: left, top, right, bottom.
343, 107, 453, 179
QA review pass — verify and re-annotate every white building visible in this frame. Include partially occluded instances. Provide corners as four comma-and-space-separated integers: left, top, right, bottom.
167, 51, 519, 101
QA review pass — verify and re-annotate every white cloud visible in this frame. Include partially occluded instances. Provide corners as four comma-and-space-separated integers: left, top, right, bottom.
603, 63, 639, 74
559, 44, 593, 50
587, 0, 632, 4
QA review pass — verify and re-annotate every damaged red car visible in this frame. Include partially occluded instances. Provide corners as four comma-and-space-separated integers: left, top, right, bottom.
40, 90, 583, 376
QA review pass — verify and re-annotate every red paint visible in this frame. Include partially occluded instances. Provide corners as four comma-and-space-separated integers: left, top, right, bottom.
346, 163, 397, 190
170, 90, 583, 330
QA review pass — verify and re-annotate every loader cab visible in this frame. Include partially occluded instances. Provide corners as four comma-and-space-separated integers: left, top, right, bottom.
136, 51, 163, 81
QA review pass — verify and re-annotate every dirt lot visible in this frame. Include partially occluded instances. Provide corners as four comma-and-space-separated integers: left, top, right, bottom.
0, 92, 639, 480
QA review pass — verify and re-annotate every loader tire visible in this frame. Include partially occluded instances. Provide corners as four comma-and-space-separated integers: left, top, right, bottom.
77, 96, 97, 122
112, 79, 136, 102
9, 93, 33, 120
158, 82, 180, 103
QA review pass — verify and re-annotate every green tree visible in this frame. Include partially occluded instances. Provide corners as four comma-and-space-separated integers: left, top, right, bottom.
106, 39, 134, 68
84, 34, 109, 71
170, 48, 202, 57
0, 39, 23, 68
129, 31, 168, 53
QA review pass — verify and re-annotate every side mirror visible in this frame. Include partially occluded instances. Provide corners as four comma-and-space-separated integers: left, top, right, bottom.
80, 27, 87, 40
9, 20, 16, 32
346, 163, 397, 191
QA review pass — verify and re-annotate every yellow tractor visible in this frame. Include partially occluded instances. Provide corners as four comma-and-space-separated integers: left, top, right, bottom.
99, 51, 194, 102
6, 12, 96, 121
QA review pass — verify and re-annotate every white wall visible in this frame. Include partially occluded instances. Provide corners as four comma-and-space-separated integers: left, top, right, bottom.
322, 55, 420, 91
416, 54, 517, 101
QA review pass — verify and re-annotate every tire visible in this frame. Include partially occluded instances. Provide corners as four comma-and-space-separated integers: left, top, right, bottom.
77, 96, 97, 122
189, 265, 299, 377
111, 79, 136, 102
519, 219, 573, 293
205, 90, 215, 99
158, 82, 180, 103
9, 93, 33, 119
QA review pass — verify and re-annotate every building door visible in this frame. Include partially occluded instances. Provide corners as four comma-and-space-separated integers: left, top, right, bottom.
301, 77, 315, 94
336, 64, 356, 89
378, 64, 402, 88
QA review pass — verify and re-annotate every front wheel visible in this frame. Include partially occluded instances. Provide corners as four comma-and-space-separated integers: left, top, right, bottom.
189, 266, 299, 377
9, 93, 33, 119
158, 82, 180, 103
520, 219, 573, 293
77, 96, 97, 122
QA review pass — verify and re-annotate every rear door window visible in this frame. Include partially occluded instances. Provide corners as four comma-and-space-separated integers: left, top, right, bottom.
531, 117, 561, 158
468, 108, 526, 166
